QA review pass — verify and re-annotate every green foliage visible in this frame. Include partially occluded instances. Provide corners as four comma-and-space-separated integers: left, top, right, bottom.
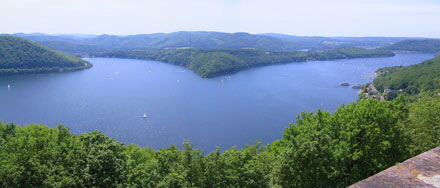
273, 110, 335, 188
404, 94, 440, 154
272, 99, 410, 187
189, 52, 248, 77
79, 131, 126, 188
383, 39, 440, 53
94, 47, 394, 78
308, 47, 395, 60
0, 124, 85, 187
0, 93, 439, 187
0, 35, 92, 75
374, 56, 440, 99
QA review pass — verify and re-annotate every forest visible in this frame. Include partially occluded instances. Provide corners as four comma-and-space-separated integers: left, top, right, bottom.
92, 47, 394, 78
0, 35, 92, 75
373, 55, 440, 100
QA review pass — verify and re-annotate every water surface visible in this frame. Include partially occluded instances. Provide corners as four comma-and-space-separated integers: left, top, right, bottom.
0, 53, 433, 151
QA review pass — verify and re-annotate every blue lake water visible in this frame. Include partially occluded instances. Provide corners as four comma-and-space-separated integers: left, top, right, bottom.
0, 53, 433, 152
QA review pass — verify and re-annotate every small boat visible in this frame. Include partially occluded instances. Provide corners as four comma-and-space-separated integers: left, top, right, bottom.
143, 113, 147, 118
7, 84, 10, 88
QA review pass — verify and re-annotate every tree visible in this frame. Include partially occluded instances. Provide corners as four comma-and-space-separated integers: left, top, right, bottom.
273, 99, 410, 187
272, 110, 335, 188
405, 94, 440, 154
79, 130, 126, 188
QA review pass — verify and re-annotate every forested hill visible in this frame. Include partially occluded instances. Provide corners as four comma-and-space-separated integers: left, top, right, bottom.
12, 32, 410, 55
373, 55, 440, 100
93, 47, 394, 78
382, 39, 440, 53
0, 35, 92, 75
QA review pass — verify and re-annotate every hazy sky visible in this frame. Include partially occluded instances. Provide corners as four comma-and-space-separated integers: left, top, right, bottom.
1, 0, 440, 37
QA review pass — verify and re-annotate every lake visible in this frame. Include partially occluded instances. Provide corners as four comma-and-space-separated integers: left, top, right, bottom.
0, 53, 433, 152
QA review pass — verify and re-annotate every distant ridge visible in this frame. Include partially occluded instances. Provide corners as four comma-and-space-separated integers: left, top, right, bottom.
0, 35, 92, 75
10, 31, 419, 55
382, 39, 440, 53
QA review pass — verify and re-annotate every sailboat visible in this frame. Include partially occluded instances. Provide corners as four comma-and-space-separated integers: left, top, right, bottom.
7, 84, 10, 88
143, 113, 147, 118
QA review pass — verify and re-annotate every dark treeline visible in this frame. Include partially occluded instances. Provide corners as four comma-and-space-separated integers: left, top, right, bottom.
92, 47, 394, 78
0, 35, 92, 75
1, 94, 439, 188
374, 56, 440, 100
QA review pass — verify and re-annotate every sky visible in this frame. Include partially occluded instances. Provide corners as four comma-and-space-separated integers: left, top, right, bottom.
1, 0, 440, 37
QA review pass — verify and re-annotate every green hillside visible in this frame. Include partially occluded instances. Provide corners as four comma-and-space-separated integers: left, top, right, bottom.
0, 35, 92, 75
373, 56, 440, 100
94, 47, 394, 78
382, 39, 440, 53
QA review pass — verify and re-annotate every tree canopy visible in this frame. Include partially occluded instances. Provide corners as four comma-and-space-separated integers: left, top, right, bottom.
0, 35, 92, 75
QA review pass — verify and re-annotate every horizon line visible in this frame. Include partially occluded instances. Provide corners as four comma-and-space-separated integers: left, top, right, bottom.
4, 31, 439, 39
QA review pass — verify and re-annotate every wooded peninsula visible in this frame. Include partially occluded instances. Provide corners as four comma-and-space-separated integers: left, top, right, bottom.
0, 35, 92, 75
92, 47, 394, 77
